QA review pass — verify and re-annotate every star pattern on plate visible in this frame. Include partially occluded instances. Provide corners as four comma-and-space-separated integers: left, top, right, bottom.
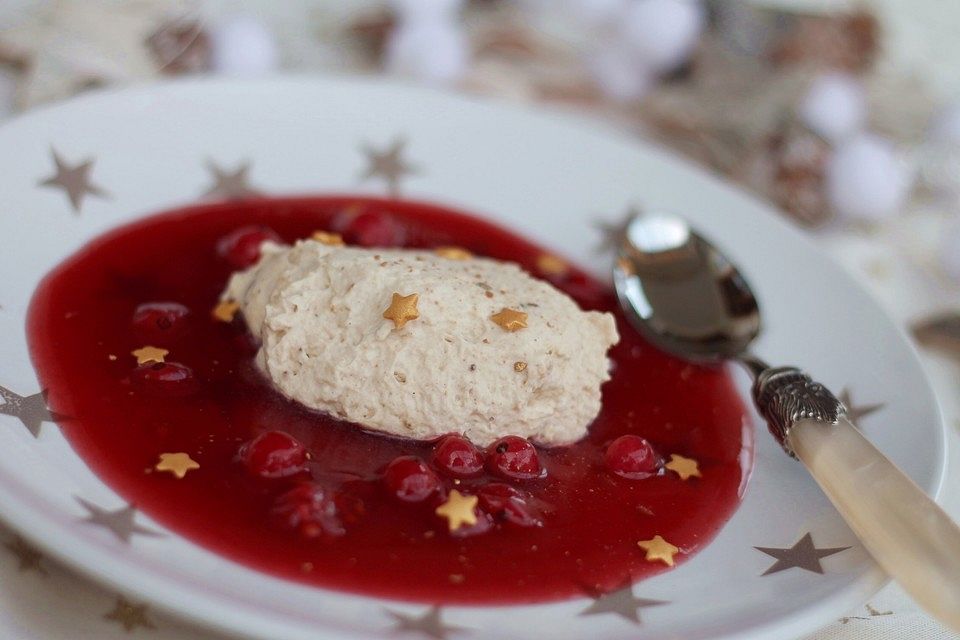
912, 312, 960, 361
37, 148, 109, 213
104, 596, 157, 632
360, 137, 418, 197
202, 159, 261, 200
76, 497, 162, 544
755, 532, 850, 576
385, 606, 467, 639
839, 602, 894, 624
579, 582, 667, 624
4, 536, 47, 575
838, 388, 884, 425
594, 205, 642, 255
0, 385, 67, 438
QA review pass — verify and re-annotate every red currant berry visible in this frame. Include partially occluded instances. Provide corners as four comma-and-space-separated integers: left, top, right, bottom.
239, 431, 308, 479
432, 434, 483, 478
130, 361, 197, 397
335, 210, 405, 247
486, 436, 543, 480
383, 456, 440, 502
216, 225, 282, 268
132, 302, 190, 344
271, 482, 345, 538
604, 435, 658, 479
477, 483, 542, 528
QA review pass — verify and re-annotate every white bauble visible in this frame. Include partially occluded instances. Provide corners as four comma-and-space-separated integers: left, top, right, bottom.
209, 15, 279, 76
620, 0, 705, 73
798, 72, 867, 143
941, 216, 960, 281
826, 134, 913, 223
385, 20, 468, 86
589, 45, 654, 101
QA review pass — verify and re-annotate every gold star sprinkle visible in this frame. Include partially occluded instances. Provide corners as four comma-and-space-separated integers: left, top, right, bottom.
154, 452, 199, 479
637, 535, 680, 566
536, 254, 568, 276
312, 231, 345, 246
490, 308, 528, 332
131, 346, 168, 365
383, 292, 420, 329
435, 246, 472, 260
514, 361, 527, 372
435, 490, 478, 532
212, 300, 240, 322
665, 454, 701, 480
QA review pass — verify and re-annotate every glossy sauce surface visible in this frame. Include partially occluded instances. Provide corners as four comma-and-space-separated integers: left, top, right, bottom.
28, 197, 752, 604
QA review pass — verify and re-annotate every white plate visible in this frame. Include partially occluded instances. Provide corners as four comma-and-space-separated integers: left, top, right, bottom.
0, 77, 946, 640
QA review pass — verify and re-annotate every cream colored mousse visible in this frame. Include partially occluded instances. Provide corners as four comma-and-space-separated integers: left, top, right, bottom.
221, 237, 619, 447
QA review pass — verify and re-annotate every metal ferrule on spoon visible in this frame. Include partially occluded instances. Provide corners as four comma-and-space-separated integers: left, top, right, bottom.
614, 213, 960, 632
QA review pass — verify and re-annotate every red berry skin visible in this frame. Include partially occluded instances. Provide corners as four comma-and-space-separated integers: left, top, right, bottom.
271, 482, 345, 539
217, 225, 282, 268
604, 435, 658, 480
477, 483, 542, 528
432, 435, 484, 478
486, 436, 543, 481
383, 456, 441, 502
335, 210, 405, 247
132, 302, 190, 344
130, 362, 198, 397
239, 431, 308, 479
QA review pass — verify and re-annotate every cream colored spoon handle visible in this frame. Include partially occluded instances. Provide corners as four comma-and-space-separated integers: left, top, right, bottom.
789, 417, 960, 631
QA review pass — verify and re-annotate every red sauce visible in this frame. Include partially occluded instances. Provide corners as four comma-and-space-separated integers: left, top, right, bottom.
27, 196, 752, 604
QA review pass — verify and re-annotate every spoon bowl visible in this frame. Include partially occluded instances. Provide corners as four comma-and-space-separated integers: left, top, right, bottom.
613, 213, 760, 362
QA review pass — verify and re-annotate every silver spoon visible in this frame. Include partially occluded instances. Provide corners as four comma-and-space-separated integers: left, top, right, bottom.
614, 212, 960, 631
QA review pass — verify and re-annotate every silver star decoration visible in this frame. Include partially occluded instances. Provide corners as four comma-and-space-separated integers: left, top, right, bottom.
755, 532, 849, 576
840, 602, 894, 624
360, 137, 418, 197
38, 148, 109, 213
579, 583, 667, 624
838, 389, 884, 425
0, 385, 66, 438
912, 312, 960, 360
202, 159, 261, 200
385, 606, 467, 640
76, 497, 162, 544
104, 596, 157, 632
594, 205, 642, 255
4, 536, 47, 575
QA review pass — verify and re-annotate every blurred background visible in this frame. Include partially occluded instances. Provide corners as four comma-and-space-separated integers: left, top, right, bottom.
0, 1, 958, 312
0, 2, 959, 638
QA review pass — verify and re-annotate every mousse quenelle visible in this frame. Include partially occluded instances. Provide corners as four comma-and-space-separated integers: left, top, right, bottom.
222, 236, 619, 446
